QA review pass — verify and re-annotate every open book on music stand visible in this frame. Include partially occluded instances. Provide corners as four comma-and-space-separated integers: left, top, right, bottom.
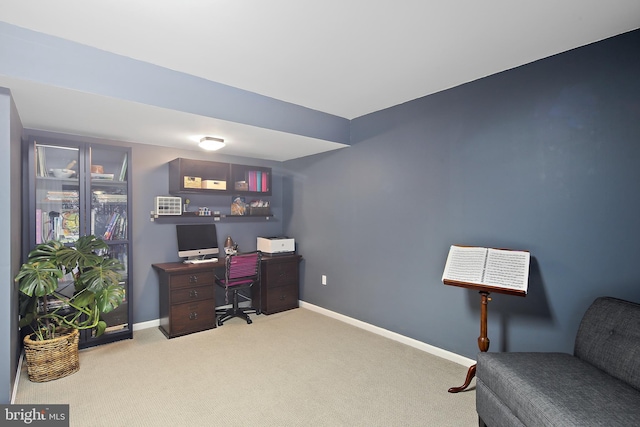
442, 245, 530, 393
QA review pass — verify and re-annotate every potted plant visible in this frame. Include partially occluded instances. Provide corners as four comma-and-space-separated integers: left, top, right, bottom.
16, 235, 126, 382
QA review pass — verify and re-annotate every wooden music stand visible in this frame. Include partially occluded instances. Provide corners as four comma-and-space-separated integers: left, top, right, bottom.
444, 281, 525, 393
441, 245, 529, 393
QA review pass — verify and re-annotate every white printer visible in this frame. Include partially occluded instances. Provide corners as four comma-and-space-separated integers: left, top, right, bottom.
257, 236, 295, 254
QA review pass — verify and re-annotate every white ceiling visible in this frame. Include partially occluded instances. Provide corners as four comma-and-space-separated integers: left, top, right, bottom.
1, 1, 639, 161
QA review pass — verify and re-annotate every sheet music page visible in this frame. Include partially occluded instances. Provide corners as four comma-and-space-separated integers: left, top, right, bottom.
483, 248, 530, 291
441, 245, 488, 284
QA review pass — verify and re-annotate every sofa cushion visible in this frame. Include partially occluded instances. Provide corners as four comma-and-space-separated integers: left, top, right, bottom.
476, 352, 640, 426
574, 297, 640, 391
476, 379, 526, 427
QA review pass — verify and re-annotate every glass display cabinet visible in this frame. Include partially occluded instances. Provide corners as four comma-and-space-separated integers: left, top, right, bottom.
25, 136, 133, 348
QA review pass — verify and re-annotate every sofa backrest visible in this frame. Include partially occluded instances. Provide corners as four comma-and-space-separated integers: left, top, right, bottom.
574, 296, 640, 391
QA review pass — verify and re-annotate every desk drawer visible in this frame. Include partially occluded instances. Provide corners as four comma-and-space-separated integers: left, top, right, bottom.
262, 261, 298, 288
170, 299, 215, 336
171, 285, 215, 305
170, 271, 215, 289
264, 284, 298, 314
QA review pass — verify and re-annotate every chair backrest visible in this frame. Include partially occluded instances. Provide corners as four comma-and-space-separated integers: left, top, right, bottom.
225, 251, 261, 284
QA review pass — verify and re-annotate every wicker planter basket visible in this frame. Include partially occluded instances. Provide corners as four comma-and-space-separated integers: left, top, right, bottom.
23, 329, 80, 382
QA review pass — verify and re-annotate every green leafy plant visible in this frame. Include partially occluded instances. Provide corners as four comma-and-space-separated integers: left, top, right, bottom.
16, 235, 125, 341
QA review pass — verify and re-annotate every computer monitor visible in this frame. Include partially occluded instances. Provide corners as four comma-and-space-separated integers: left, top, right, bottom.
176, 224, 219, 260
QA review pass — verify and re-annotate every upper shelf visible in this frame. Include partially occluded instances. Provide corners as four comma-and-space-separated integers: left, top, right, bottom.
168, 158, 272, 196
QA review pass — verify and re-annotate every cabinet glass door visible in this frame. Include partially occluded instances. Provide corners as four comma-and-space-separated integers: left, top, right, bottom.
34, 143, 81, 244
88, 147, 130, 339
92, 242, 129, 337
89, 147, 128, 240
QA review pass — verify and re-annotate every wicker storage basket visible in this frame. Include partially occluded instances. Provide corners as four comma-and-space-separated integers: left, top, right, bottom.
23, 329, 80, 382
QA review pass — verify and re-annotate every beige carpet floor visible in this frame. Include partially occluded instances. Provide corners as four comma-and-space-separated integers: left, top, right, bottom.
15, 308, 477, 426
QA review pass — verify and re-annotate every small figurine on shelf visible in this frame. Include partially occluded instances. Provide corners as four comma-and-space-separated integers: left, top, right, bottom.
183, 198, 190, 213
230, 196, 246, 215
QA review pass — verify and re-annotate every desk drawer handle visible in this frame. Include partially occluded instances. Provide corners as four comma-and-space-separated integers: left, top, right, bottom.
189, 275, 198, 283
189, 289, 199, 298
189, 312, 198, 320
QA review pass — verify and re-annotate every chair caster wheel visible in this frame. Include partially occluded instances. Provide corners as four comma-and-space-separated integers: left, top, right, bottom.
247, 319, 252, 324
217, 319, 223, 326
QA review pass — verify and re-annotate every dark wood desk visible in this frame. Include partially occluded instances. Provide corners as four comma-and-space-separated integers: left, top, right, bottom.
152, 261, 224, 338
153, 254, 302, 337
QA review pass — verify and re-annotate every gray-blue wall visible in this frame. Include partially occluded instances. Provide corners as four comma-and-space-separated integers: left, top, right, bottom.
285, 30, 640, 359
0, 88, 22, 404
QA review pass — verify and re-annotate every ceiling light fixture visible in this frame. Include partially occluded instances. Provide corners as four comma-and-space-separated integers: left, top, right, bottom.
199, 136, 225, 151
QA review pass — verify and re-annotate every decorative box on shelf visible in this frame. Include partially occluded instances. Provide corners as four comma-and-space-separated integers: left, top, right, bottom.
183, 176, 201, 188
234, 181, 249, 191
202, 180, 226, 190
249, 206, 270, 216
248, 199, 270, 216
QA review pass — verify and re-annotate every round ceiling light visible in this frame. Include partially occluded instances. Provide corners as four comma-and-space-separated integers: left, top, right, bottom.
199, 136, 225, 151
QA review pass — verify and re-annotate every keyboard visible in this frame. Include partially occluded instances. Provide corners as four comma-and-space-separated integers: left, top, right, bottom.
184, 258, 218, 264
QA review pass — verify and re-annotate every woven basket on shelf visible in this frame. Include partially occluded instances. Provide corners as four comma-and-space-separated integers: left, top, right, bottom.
23, 329, 80, 382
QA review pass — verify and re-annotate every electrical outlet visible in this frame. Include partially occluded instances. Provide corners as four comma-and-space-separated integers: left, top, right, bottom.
322, 275, 327, 285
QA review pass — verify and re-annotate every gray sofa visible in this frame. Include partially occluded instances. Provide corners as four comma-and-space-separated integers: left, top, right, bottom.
476, 296, 640, 427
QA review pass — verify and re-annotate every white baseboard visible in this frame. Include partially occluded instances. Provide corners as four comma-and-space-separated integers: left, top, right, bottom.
132, 319, 159, 331
299, 301, 475, 368
11, 352, 23, 404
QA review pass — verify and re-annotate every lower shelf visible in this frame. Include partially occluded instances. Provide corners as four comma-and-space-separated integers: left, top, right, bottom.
150, 214, 274, 223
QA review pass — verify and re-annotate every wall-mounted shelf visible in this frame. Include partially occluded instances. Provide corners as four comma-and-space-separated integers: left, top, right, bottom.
150, 213, 274, 223
168, 158, 272, 196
